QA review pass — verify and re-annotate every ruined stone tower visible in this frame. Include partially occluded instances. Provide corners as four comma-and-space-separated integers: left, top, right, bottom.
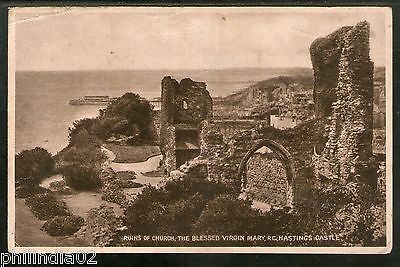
160, 76, 213, 175
310, 21, 377, 187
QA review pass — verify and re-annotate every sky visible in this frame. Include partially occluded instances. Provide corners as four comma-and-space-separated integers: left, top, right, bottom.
10, 7, 390, 71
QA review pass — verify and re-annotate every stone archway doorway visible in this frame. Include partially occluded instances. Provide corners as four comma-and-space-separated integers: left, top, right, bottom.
237, 139, 295, 209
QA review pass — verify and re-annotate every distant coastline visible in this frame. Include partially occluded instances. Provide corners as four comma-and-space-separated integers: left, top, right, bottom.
17, 68, 306, 154
14, 66, 385, 155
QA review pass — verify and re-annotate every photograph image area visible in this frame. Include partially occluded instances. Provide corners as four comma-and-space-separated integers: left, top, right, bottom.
7, 7, 392, 253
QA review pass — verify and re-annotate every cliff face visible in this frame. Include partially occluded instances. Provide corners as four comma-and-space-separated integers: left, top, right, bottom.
221, 75, 313, 108
213, 75, 314, 121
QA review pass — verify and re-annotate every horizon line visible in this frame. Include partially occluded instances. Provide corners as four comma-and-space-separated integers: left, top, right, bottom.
14, 65, 386, 72
15, 66, 314, 72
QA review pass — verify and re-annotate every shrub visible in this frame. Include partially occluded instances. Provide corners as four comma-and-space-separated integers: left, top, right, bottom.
117, 180, 143, 188
121, 175, 384, 247
68, 118, 99, 145
69, 128, 100, 148
96, 93, 156, 143
193, 195, 261, 235
162, 178, 233, 201
67, 93, 157, 144
62, 164, 102, 191
59, 143, 105, 166
42, 215, 84, 236
126, 188, 206, 235
15, 147, 55, 185
57, 132, 105, 191
25, 193, 70, 220
100, 167, 128, 206
124, 179, 232, 236
77, 205, 122, 247
101, 183, 128, 206
48, 180, 72, 194
15, 185, 51, 199
101, 93, 152, 134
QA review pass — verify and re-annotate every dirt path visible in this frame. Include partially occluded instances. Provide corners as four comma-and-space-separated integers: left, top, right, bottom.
15, 146, 162, 247
61, 192, 124, 219
103, 147, 164, 200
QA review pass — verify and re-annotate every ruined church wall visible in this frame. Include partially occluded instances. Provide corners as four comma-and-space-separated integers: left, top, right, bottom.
210, 120, 269, 143
246, 155, 289, 207
160, 76, 213, 175
163, 125, 176, 174
310, 21, 376, 186
160, 76, 178, 128
174, 78, 213, 124
199, 120, 318, 206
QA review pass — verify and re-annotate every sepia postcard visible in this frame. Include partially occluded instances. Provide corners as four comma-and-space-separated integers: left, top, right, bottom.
7, 6, 392, 253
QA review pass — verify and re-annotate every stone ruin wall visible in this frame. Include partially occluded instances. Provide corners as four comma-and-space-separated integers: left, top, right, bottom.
310, 21, 377, 187
156, 21, 381, 211
160, 76, 212, 127
173, 78, 213, 124
199, 120, 313, 207
210, 120, 269, 143
197, 21, 379, 206
245, 154, 288, 207
163, 125, 176, 174
160, 92, 315, 208
160, 76, 213, 175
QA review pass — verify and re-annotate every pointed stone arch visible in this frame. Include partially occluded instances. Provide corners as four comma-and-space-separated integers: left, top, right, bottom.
237, 139, 296, 208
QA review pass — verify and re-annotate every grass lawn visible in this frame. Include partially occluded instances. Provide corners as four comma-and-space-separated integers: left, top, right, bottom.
115, 171, 136, 180
15, 199, 59, 246
15, 199, 89, 247
142, 169, 164, 177
103, 143, 161, 163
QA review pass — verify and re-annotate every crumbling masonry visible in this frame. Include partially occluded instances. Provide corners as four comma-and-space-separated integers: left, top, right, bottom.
158, 21, 378, 210
160, 76, 213, 175
310, 21, 377, 187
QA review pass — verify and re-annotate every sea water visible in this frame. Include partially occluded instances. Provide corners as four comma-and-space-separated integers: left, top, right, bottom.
14, 68, 305, 154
